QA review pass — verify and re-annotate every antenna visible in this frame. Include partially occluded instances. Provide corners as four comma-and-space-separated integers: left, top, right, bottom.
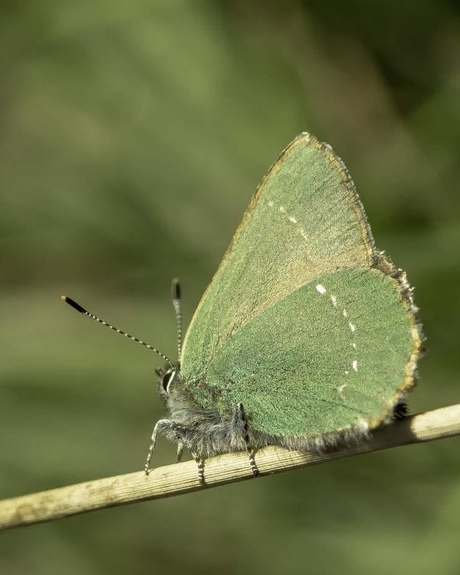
171, 278, 182, 359
61, 295, 174, 368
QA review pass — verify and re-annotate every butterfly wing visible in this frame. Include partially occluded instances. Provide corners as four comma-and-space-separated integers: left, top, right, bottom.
180, 133, 421, 435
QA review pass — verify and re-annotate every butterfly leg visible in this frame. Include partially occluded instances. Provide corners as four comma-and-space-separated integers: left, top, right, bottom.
176, 441, 184, 463
190, 454, 205, 485
393, 400, 409, 420
235, 402, 259, 478
144, 419, 206, 486
144, 418, 185, 475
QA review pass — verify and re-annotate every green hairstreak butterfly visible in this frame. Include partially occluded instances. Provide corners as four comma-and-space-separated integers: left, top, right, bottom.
63, 132, 423, 483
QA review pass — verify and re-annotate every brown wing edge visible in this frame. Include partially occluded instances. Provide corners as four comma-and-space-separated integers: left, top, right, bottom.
367, 251, 425, 429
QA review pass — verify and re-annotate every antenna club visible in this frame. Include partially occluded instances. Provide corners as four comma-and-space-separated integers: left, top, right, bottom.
61, 295, 88, 315
172, 278, 181, 300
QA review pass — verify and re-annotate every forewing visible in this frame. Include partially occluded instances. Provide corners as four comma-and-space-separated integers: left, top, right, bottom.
181, 133, 376, 382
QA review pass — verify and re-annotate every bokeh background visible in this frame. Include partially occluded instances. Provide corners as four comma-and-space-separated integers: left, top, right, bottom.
1, 1, 460, 574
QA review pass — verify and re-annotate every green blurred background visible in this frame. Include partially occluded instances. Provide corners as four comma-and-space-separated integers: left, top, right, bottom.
1, 1, 459, 573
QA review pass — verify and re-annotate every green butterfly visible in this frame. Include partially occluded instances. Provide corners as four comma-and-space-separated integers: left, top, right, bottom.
64, 133, 423, 483
149, 133, 423, 480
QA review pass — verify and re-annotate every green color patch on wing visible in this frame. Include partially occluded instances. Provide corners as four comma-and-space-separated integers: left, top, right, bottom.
180, 133, 375, 379
195, 267, 415, 437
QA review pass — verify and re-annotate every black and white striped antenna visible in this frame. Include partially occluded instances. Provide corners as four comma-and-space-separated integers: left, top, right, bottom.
61, 289, 179, 368
171, 278, 183, 360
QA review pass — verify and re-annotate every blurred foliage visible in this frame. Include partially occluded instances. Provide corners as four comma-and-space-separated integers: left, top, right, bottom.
1, 0, 460, 574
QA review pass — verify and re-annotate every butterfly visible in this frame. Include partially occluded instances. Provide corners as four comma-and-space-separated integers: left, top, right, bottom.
63, 133, 423, 484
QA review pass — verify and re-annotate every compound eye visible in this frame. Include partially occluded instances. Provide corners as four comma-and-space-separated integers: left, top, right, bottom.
161, 369, 176, 394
